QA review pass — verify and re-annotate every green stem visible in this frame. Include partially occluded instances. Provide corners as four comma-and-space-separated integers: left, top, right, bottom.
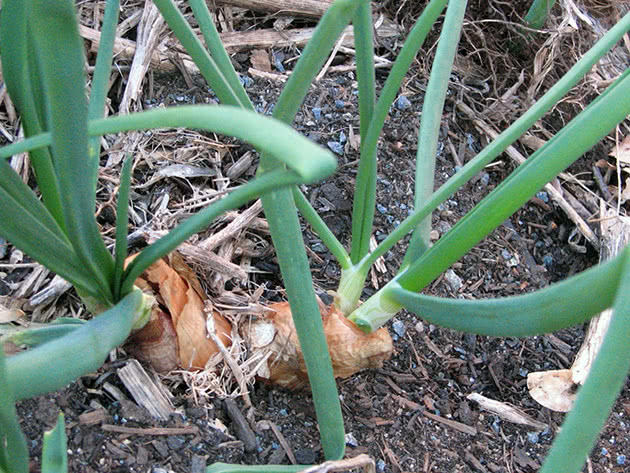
404, 0, 468, 266
87, 0, 120, 186
189, 0, 253, 109
153, 0, 246, 108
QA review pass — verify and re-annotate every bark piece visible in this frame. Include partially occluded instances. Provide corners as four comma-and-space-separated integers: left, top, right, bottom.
224, 398, 257, 453
117, 359, 175, 421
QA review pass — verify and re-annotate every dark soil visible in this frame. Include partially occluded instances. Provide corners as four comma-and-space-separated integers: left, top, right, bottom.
4, 2, 630, 473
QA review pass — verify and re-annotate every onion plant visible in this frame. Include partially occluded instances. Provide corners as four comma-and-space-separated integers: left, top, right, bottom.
1, 1, 629, 473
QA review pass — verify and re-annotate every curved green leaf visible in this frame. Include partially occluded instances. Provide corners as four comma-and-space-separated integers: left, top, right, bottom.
41, 414, 68, 473
390, 248, 627, 336
540, 247, 630, 472
6, 290, 142, 400
0, 0, 64, 227
90, 107, 336, 183
0, 349, 28, 473
29, 0, 115, 302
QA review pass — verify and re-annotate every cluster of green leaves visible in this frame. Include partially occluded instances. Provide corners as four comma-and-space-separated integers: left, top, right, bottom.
1, 0, 630, 472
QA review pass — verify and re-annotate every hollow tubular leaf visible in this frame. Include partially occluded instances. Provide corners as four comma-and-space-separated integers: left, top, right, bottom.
0, 161, 105, 298
360, 11, 630, 273
189, 0, 253, 109
349, 0, 447, 264
353, 1, 375, 141
292, 188, 352, 270
87, 0, 121, 188
41, 414, 68, 473
29, 0, 115, 302
390, 248, 626, 336
397, 69, 630, 293
113, 155, 134, 299
0, 0, 64, 228
6, 290, 143, 400
253, 1, 366, 460
270, 0, 360, 126
154, 0, 247, 108
4, 323, 83, 349
89, 107, 336, 183
351, 68, 630, 332
540, 247, 630, 473
525, 0, 557, 30
0, 350, 28, 473
406, 0, 468, 264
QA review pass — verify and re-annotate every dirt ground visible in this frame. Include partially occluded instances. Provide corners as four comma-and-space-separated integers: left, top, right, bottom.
2, 1, 630, 472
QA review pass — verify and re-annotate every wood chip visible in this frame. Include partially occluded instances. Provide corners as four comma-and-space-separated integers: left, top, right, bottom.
224, 398, 257, 453
79, 409, 110, 426
117, 359, 175, 421
467, 393, 547, 431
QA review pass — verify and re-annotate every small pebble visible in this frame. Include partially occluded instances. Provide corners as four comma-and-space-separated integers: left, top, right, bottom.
527, 432, 539, 444
279, 408, 287, 416
376, 204, 387, 214
601, 447, 608, 456
327, 141, 344, 155
479, 173, 490, 187
376, 459, 386, 472
239, 75, 253, 88
501, 249, 512, 260
617, 454, 626, 465
536, 191, 549, 203
519, 367, 528, 377
392, 320, 406, 337
395, 95, 412, 110
345, 432, 358, 447
334, 99, 345, 109
312, 107, 322, 120
444, 269, 463, 292
272, 51, 285, 72
491, 417, 501, 434
339, 131, 347, 144
543, 254, 553, 267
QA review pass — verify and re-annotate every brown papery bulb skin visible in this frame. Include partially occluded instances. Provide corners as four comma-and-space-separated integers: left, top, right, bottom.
245, 302, 394, 390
